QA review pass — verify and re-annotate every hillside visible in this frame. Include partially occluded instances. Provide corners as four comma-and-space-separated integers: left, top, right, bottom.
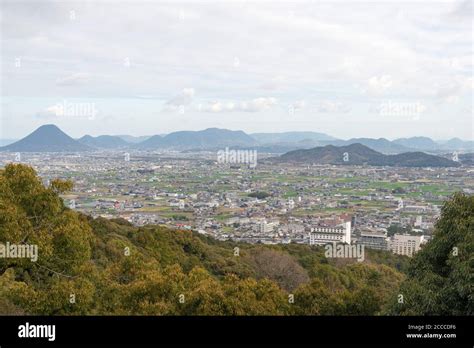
0, 163, 408, 315
0, 164, 471, 315
78, 135, 130, 149
273, 143, 460, 167
0, 125, 92, 152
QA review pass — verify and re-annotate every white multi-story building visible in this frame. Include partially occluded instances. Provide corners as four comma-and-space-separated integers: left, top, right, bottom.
309, 221, 351, 245
414, 215, 423, 227
390, 234, 427, 257
259, 220, 279, 234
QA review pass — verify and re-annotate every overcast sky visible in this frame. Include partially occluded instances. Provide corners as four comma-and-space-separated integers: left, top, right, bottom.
1, 0, 472, 140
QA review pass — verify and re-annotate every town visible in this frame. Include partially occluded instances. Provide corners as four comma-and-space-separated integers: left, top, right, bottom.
1, 150, 472, 258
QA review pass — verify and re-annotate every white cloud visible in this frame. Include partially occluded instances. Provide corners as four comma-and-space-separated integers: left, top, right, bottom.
239, 97, 277, 112
35, 104, 66, 118
162, 88, 195, 112
366, 75, 394, 95
199, 101, 236, 113
313, 101, 351, 114
432, 76, 473, 104
45, 104, 64, 117
198, 97, 277, 113
165, 88, 195, 106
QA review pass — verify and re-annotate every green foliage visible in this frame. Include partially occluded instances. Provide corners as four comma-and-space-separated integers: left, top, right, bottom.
387, 224, 412, 237
386, 192, 474, 315
242, 247, 310, 291
2, 163, 450, 316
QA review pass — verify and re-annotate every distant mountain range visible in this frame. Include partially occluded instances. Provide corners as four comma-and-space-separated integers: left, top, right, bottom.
256, 137, 473, 154
1, 124, 472, 159
393, 136, 438, 150
250, 131, 337, 144
135, 128, 258, 150
253, 133, 473, 154
271, 143, 460, 167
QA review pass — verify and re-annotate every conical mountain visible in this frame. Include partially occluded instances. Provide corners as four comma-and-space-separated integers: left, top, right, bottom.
0, 124, 93, 152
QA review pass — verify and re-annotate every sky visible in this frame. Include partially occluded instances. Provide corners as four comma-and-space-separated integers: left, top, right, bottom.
0, 0, 472, 140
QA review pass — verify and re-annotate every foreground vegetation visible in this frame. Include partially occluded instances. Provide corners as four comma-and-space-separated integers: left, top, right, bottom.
0, 164, 471, 315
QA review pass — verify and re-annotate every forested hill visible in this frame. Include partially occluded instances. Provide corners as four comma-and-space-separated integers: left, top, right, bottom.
0, 164, 471, 315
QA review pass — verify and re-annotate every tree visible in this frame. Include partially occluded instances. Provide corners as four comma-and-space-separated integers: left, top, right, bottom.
244, 247, 310, 291
0, 164, 94, 314
387, 193, 473, 315
248, 191, 270, 199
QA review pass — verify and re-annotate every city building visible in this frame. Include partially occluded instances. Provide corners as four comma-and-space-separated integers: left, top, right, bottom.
309, 220, 351, 245
358, 231, 389, 250
259, 220, 279, 234
390, 234, 427, 257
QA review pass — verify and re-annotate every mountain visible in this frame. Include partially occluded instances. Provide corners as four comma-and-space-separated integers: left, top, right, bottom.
136, 128, 258, 149
250, 133, 412, 154
276, 143, 383, 165
78, 135, 130, 149
116, 135, 151, 143
272, 143, 460, 167
384, 152, 460, 167
393, 137, 439, 151
317, 138, 412, 154
250, 133, 472, 154
437, 138, 474, 152
251, 131, 337, 144
341, 138, 412, 154
0, 124, 93, 152
457, 153, 474, 166
135, 134, 164, 148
